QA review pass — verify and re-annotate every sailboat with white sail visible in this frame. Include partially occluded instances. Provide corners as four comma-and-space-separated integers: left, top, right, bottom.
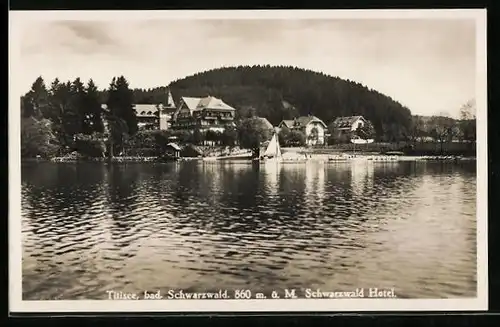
260, 133, 282, 163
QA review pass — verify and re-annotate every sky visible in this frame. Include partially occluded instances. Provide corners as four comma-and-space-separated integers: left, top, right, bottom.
15, 13, 480, 118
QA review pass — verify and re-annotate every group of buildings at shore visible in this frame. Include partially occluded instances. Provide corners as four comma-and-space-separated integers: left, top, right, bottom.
103, 90, 371, 146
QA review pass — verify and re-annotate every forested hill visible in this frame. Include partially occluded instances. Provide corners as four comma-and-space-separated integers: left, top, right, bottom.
132, 65, 414, 139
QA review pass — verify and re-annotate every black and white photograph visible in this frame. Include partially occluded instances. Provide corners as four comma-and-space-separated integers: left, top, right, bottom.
9, 9, 487, 312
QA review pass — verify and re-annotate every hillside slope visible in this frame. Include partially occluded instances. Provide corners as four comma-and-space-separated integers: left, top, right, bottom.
133, 65, 414, 140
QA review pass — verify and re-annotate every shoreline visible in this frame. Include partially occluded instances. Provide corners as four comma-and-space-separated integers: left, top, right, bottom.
22, 153, 477, 164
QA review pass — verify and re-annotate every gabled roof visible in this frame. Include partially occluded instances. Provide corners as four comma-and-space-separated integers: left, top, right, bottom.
175, 96, 235, 120
181, 97, 203, 110
279, 116, 327, 129
331, 115, 366, 128
279, 120, 295, 128
180, 96, 236, 111
296, 115, 327, 127
167, 142, 181, 151
254, 117, 274, 130
204, 97, 235, 111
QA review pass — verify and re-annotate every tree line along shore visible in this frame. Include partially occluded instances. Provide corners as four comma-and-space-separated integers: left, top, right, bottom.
20, 66, 476, 161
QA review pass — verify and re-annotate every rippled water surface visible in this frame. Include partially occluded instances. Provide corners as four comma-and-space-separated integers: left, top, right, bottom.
21, 161, 477, 300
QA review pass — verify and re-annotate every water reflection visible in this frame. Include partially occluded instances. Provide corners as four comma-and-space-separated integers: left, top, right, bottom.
21, 161, 477, 299
261, 161, 280, 198
350, 161, 375, 197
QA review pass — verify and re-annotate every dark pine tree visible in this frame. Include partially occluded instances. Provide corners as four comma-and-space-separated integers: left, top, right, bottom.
84, 79, 105, 134
46, 78, 65, 147
24, 76, 50, 119
61, 78, 85, 141
107, 76, 138, 136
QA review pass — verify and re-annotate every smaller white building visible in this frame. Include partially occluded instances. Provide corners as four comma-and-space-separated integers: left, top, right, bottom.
330, 115, 372, 142
278, 115, 327, 145
331, 115, 368, 132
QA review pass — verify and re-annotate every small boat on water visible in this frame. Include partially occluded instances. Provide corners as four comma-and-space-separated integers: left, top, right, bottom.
260, 133, 283, 163
385, 151, 404, 156
203, 149, 253, 162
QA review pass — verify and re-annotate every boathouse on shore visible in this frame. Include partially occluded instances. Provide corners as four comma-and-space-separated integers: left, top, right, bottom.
165, 142, 181, 158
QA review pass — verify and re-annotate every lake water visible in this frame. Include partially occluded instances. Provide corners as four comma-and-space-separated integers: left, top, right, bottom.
21, 160, 477, 300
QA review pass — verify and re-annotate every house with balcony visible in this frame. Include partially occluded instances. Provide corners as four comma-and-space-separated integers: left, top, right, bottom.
278, 115, 327, 145
132, 90, 177, 131
172, 95, 236, 133
331, 115, 368, 131
330, 115, 370, 140
134, 104, 161, 130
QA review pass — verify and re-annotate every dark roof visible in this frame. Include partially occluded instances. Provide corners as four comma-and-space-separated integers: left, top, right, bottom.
331, 116, 365, 128
279, 116, 327, 129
